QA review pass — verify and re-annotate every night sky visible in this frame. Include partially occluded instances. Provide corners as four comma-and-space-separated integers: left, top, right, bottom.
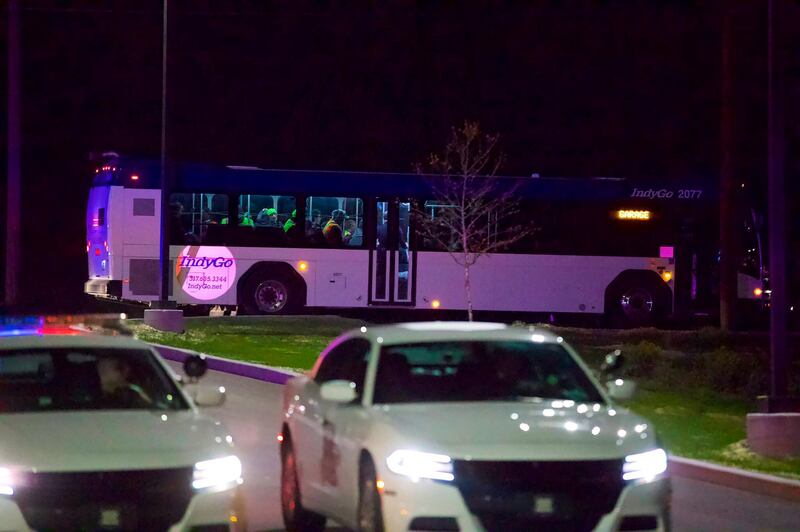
1, 0, 798, 311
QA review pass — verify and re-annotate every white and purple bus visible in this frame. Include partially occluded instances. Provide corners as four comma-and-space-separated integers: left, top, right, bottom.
85, 155, 764, 326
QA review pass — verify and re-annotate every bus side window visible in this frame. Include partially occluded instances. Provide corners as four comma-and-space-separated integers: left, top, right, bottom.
168, 193, 229, 245
233, 194, 296, 247
306, 196, 364, 248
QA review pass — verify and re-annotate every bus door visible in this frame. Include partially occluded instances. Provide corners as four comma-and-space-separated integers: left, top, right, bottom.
369, 199, 416, 305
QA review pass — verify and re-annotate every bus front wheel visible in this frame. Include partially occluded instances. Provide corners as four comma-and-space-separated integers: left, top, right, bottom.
241, 274, 298, 315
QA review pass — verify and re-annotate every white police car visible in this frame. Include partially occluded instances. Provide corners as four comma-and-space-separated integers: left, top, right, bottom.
0, 316, 243, 531
280, 322, 669, 531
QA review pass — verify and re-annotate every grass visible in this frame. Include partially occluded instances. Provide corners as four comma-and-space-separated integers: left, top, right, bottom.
624, 389, 800, 480
130, 316, 364, 371
131, 316, 800, 480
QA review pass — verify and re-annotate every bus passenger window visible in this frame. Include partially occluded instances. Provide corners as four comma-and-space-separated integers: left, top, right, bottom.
306, 196, 364, 248
236, 194, 296, 247
168, 193, 229, 245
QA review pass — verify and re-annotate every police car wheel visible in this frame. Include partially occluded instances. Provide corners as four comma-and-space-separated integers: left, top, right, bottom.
281, 440, 326, 532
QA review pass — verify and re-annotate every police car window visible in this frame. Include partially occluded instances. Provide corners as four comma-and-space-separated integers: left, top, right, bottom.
314, 339, 371, 397
373, 341, 604, 405
305, 196, 364, 248
0, 348, 189, 413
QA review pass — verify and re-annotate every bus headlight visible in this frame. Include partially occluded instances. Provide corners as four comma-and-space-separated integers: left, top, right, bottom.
623, 448, 667, 482
192, 455, 242, 491
386, 450, 454, 482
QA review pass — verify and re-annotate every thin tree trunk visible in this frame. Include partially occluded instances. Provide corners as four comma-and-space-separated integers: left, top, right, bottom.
464, 262, 473, 322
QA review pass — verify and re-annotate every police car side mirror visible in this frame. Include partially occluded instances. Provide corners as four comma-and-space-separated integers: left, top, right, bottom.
606, 378, 637, 401
184, 354, 208, 381
320, 380, 357, 404
186, 384, 226, 407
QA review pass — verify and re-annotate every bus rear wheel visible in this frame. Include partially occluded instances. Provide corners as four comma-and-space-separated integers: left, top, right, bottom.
606, 273, 670, 328
241, 274, 298, 315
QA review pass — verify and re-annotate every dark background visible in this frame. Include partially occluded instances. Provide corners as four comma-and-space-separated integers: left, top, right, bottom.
0, 0, 798, 312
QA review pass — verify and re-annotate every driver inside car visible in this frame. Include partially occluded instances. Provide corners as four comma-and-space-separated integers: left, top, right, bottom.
97, 357, 152, 408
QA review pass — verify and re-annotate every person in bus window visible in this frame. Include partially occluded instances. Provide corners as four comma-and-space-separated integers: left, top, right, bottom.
323, 209, 346, 246
257, 207, 279, 227
169, 202, 199, 244
311, 209, 323, 231
344, 218, 362, 246
222, 207, 254, 227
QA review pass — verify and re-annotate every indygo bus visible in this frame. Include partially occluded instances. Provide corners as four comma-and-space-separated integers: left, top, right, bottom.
85, 155, 764, 326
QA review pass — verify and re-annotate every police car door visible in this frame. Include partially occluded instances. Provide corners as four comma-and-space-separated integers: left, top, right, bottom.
311, 338, 372, 522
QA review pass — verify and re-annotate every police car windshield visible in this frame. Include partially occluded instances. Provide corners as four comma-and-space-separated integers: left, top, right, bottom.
0, 348, 189, 413
373, 341, 604, 404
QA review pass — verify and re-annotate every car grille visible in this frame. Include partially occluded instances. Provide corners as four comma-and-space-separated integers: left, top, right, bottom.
452, 459, 624, 532
12, 467, 194, 531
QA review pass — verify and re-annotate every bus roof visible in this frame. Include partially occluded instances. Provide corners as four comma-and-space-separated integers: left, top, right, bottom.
90, 156, 716, 202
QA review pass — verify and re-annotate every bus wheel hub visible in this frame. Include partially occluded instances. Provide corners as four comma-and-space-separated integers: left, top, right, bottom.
255, 280, 288, 312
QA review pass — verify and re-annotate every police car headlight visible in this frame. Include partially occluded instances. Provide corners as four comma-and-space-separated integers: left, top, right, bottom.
623, 448, 667, 482
386, 450, 454, 482
192, 455, 242, 491
0, 468, 14, 496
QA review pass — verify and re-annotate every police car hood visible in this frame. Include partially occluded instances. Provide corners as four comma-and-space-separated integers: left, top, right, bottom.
374, 401, 656, 460
0, 410, 234, 472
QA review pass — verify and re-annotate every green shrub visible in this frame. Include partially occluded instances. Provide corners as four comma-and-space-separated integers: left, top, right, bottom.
621, 341, 663, 378
704, 347, 767, 396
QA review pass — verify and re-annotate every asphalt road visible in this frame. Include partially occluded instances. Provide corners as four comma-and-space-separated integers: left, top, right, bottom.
181, 365, 800, 532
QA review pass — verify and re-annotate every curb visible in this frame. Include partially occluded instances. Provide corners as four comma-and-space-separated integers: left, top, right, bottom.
150, 342, 800, 504
669, 456, 800, 503
152, 343, 298, 385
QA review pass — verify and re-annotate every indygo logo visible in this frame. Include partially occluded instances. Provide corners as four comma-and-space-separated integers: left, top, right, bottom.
630, 188, 673, 199
175, 246, 236, 301
179, 256, 234, 269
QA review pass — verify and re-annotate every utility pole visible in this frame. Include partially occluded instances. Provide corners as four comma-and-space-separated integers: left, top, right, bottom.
719, 3, 737, 331
764, 0, 791, 410
4, 0, 22, 310
144, 0, 184, 332
159, 0, 170, 307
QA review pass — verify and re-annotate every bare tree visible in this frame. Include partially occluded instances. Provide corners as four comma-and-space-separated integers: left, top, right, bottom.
415, 121, 534, 321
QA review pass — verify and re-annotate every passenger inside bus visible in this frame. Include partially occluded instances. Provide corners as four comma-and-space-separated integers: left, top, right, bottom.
256, 207, 279, 227
344, 218, 362, 246
221, 207, 254, 227
322, 209, 346, 246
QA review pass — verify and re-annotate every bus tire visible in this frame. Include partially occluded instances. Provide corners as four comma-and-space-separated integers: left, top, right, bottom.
605, 271, 671, 328
239, 265, 305, 315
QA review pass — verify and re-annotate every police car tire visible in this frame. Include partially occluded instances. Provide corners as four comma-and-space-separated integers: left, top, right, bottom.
357, 456, 385, 532
281, 440, 326, 532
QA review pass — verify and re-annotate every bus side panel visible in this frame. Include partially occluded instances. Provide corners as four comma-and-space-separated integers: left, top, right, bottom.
169, 246, 370, 308
414, 252, 671, 313
121, 188, 161, 301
